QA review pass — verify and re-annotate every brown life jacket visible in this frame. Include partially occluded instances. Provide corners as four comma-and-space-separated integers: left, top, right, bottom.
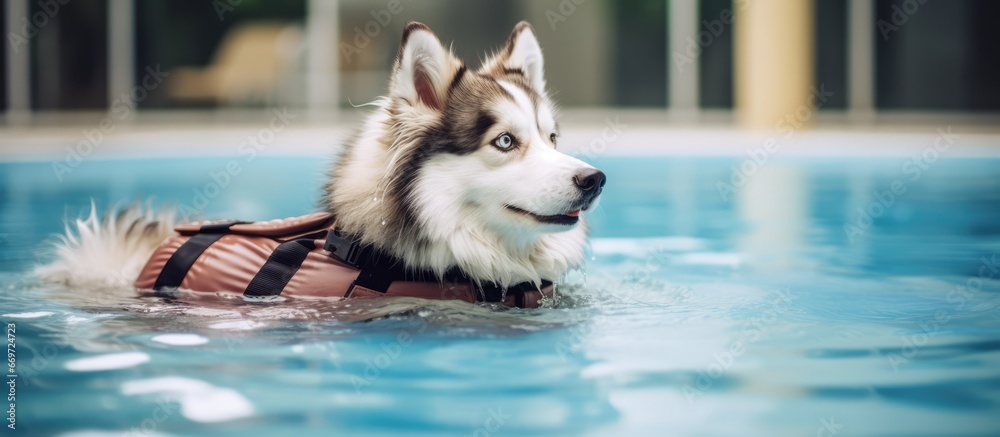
134, 212, 554, 308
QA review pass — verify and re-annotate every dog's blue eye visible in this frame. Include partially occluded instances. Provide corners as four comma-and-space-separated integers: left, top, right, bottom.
493, 133, 514, 150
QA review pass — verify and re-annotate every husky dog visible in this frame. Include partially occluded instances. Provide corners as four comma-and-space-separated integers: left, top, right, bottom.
38, 21, 605, 293
324, 21, 605, 287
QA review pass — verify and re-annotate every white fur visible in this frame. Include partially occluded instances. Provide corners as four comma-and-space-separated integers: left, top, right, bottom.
35, 203, 176, 289
328, 23, 599, 287
505, 27, 546, 92
390, 28, 462, 110
409, 152, 591, 285
406, 125, 595, 285
38, 22, 601, 295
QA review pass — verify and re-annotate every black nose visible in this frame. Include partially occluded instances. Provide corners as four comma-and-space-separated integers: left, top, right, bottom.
573, 169, 606, 192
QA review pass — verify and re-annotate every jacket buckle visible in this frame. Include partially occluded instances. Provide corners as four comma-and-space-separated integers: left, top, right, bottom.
324, 229, 362, 268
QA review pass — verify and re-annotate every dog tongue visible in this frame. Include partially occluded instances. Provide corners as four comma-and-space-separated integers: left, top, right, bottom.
565, 210, 581, 217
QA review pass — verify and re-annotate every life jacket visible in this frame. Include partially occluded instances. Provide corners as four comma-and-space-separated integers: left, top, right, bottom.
134, 212, 554, 308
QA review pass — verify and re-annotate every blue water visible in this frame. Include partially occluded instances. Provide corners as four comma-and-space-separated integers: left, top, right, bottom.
1, 155, 999, 436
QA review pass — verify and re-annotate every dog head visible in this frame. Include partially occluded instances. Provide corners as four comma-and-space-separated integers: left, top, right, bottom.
327, 21, 605, 286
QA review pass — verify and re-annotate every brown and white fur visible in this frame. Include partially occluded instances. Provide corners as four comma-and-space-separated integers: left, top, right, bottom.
37, 21, 605, 292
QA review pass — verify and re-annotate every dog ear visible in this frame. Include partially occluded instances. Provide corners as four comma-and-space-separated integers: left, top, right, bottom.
499, 21, 546, 93
390, 22, 460, 111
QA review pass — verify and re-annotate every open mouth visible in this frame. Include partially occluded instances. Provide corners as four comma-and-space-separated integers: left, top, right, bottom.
505, 205, 581, 225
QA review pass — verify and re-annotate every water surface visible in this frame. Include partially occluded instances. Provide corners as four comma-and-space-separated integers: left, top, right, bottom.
1, 155, 999, 436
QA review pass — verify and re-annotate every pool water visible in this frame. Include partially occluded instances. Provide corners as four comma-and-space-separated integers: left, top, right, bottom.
1, 155, 999, 436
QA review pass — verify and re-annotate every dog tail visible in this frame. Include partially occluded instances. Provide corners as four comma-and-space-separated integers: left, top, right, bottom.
35, 203, 177, 289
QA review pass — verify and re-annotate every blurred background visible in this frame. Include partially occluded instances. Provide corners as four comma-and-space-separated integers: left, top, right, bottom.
2, 0, 999, 135
2, 5, 1000, 435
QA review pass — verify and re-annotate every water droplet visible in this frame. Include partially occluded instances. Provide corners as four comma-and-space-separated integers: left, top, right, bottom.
590, 256, 596, 261
380, 220, 386, 226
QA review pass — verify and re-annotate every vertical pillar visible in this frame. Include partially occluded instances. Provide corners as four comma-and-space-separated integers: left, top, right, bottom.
848, 0, 875, 121
735, 0, 814, 129
108, 0, 135, 115
6, 0, 31, 123
307, 0, 338, 114
668, 0, 699, 115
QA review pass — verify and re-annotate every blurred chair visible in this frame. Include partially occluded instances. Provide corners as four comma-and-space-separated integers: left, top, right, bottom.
167, 22, 303, 106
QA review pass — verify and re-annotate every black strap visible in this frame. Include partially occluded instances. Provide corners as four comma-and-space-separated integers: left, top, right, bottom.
477, 280, 552, 304
198, 220, 250, 233
154, 233, 225, 289
243, 238, 316, 297
344, 245, 400, 296
326, 228, 552, 305
153, 221, 249, 290
152, 221, 248, 290
324, 229, 363, 268
326, 230, 404, 296
478, 282, 503, 302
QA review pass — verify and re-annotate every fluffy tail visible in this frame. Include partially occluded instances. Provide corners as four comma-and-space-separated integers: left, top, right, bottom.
35, 203, 177, 289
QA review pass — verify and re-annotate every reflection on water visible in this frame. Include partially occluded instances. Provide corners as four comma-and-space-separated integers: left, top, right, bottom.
1, 156, 999, 436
